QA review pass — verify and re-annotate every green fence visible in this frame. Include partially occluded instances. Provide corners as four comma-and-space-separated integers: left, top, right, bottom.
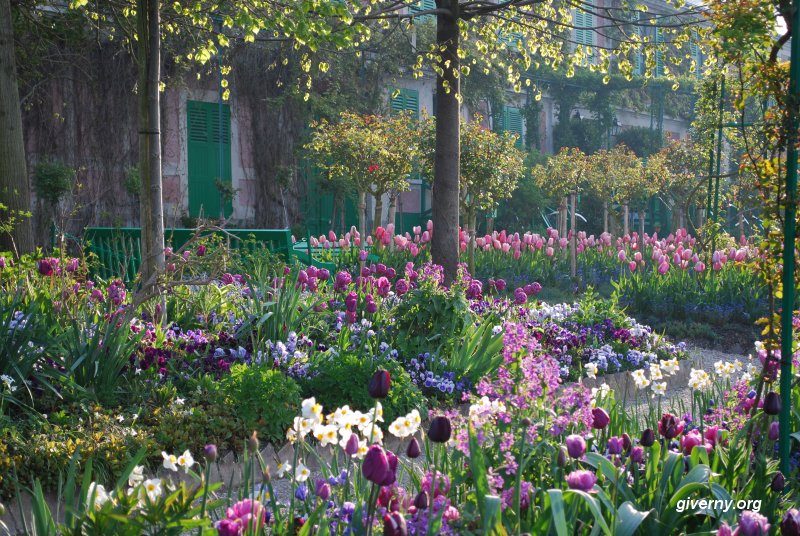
83, 227, 295, 282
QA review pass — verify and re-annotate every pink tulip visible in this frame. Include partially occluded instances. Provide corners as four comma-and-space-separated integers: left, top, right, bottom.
658, 262, 669, 274
422, 231, 430, 243
501, 243, 511, 253
618, 250, 626, 262
713, 261, 723, 271
694, 261, 705, 272
546, 246, 555, 257
629, 261, 637, 272
634, 252, 642, 262
559, 238, 568, 249
328, 231, 337, 242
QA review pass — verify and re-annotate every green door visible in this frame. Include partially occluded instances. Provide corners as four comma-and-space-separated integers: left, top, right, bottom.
187, 100, 232, 219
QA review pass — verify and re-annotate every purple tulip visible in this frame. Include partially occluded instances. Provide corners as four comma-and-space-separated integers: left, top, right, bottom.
630, 446, 644, 463
65, 258, 79, 273
769, 421, 780, 442
0, 257, 5, 269
514, 287, 527, 305
318, 268, 330, 281
197, 245, 206, 257
495, 278, 507, 291
413, 490, 429, 510
345, 433, 360, 456
565, 434, 586, 459
591, 408, 610, 429
607, 436, 624, 455
566, 470, 597, 492
395, 279, 410, 296
764, 392, 781, 415
315, 479, 331, 500
203, 444, 218, 463
38, 259, 54, 276
345, 291, 358, 313
737, 511, 770, 536
362, 445, 390, 485
717, 523, 733, 536
640, 428, 656, 447
781, 509, 800, 536
334, 271, 352, 292
381, 450, 398, 486
358, 250, 368, 262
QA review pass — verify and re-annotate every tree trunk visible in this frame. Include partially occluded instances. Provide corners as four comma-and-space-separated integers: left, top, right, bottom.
387, 192, 397, 230
603, 201, 609, 234
638, 209, 646, 239
623, 203, 630, 236
570, 193, 577, 278
738, 209, 745, 239
486, 215, 494, 234
559, 196, 568, 237
468, 208, 476, 276
373, 193, 383, 232
136, 0, 165, 288
431, 0, 460, 284
0, 0, 34, 255
358, 190, 367, 239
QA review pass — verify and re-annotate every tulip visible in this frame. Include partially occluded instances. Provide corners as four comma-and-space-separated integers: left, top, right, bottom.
658, 413, 684, 439
197, 244, 206, 256
362, 445, 390, 485
406, 437, 421, 459
769, 421, 779, 442
630, 446, 644, 463
607, 436, 623, 455
345, 433, 360, 456
764, 392, 781, 415
621, 433, 632, 452
591, 408, 610, 429
771, 472, 785, 493
780, 509, 800, 536
556, 446, 567, 467
717, 523, 733, 536
413, 490, 429, 510
566, 470, 597, 492
315, 479, 331, 500
383, 511, 408, 536
428, 416, 452, 443
565, 434, 586, 459
628, 261, 637, 272
203, 444, 218, 463
368, 369, 391, 399
680, 429, 710, 455
737, 511, 770, 536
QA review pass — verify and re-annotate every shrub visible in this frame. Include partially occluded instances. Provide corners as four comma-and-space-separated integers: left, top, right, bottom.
33, 159, 74, 206
302, 353, 426, 423
221, 365, 302, 445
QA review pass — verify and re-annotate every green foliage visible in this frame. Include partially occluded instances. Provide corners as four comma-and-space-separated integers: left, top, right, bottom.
302, 353, 425, 424
392, 279, 473, 360
33, 159, 75, 206
444, 318, 504, 385
221, 364, 302, 445
495, 150, 549, 231
615, 127, 664, 158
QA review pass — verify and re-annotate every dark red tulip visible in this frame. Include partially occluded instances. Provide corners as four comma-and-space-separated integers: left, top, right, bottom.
383, 511, 408, 536
368, 369, 391, 399
658, 413, 684, 439
764, 392, 781, 415
428, 416, 452, 443
591, 408, 610, 429
406, 437, 421, 459
640, 428, 656, 447
362, 445, 390, 485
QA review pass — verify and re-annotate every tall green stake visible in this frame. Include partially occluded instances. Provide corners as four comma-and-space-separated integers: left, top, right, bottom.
779, 0, 800, 476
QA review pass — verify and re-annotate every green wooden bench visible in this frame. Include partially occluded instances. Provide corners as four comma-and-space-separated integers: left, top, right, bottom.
83, 227, 293, 282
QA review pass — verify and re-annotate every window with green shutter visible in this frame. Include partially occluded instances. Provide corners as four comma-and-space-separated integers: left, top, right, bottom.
655, 28, 664, 78
633, 12, 645, 76
690, 30, 702, 79
573, 9, 594, 53
409, 0, 436, 23
496, 105, 524, 149
187, 100, 233, 219
390, 88, 420, 119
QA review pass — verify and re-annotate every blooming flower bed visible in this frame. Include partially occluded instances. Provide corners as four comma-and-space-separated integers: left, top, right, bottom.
0, 242, 797, 535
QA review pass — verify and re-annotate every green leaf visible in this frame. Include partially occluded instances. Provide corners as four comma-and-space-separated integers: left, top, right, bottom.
548, 489, 569, 536
615, 501, 651, 536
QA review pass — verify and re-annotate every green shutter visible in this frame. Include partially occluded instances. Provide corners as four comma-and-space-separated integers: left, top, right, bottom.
496, 105, 524, 149
410, 0, 435, 22
573, 9, 594, 48
390, 88, 419, 119
187, 100, 232, 219
655, 28, 664, 78
633, 12, 645, 76
690, 30, 702, 79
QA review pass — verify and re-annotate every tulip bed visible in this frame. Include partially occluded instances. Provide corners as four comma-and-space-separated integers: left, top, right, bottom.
0, 233, 798, 536
309, 224, 766, 331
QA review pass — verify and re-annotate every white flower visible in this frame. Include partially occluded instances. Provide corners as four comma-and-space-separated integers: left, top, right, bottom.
295, 463, 311, 482
660, 359, 680, 375
0, 374, 16, 392
162, 451, 179, 471
388, 418, 407, 439
173, 397, 185, 406
649, 364, 663, 381
590, 383, 611, 406
128, 465, 144, 487
313, 424, 338, 447
143, 478, 162, 501
353, 411, 373, 431
492, 325, 503, 336
276, 461, 292, 478
177, 450, 194, 470
302, 398, 323, 424
585, 363, 598, 379
631, 369, 650, 389
688, 368, 711, 390
651, 382, 667, 397
87, 482, 109, 509
714, 361, 736, 380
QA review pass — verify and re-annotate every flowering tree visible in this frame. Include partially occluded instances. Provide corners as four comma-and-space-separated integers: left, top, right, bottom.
530, 147, 590, 277
587, 145, 642, 234
306, 111, 418, 237
420, 114, 524, 271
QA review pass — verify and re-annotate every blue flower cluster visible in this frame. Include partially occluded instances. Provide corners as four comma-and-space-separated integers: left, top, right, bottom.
406, 352, 468, 396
